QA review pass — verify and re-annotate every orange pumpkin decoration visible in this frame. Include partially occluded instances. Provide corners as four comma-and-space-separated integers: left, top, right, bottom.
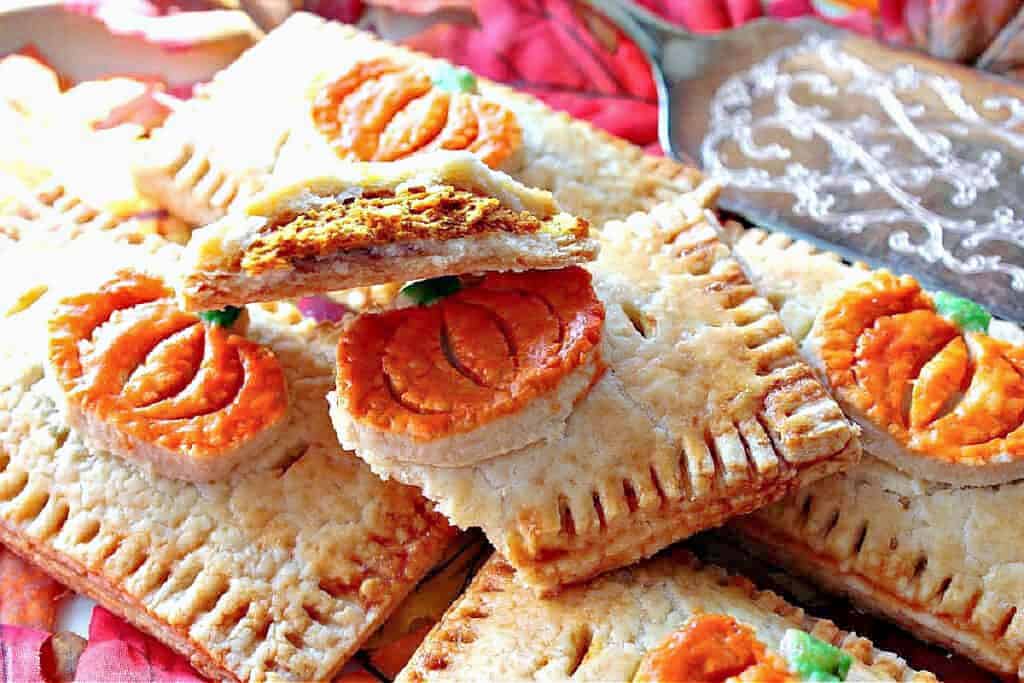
48, 272, 288, 481
633, 614, 795, 683
337, 267, 604, 441
311, 57, 521, 169
817, 272, 1024, 468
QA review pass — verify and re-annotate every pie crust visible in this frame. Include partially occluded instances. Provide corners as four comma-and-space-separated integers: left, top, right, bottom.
133, 12, 701, 229
730, 227, 1024, 677
0, 235, 454, 682
330, 184, 860, 594
397, 548, 936, 682
177, 153, 597, 311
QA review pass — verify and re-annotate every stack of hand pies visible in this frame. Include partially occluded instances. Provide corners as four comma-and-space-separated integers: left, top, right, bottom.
3, 11, 1022, 683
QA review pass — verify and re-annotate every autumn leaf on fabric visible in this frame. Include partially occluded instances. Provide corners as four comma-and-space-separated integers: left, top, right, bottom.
73, 607, 203, 683
405, 0, 661, 147
0, 548, 66, 632
897, 0, 1023, 62
0, 625, 49, 683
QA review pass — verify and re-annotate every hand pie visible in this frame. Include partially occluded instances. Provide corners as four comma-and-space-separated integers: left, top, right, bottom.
0, 235, 454, 682
177, 152, 597, 311
329, 184, 860, 594
134, 12, 700, 229
733, 229, 1024, 487
0, 54, 189, 244
398, 548, 936, 682
729, 228, 1024, 677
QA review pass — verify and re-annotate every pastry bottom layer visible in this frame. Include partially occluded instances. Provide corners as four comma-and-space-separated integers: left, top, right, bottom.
179, 231, 595, 312
509, 437, 861, 596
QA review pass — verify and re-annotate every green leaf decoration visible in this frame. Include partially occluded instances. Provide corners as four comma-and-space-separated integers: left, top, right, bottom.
933, 291, 991, 333
198, 306, 243, 327
780, 629, 853, 682
431, 65, 478, 94
400, 276, 463, 306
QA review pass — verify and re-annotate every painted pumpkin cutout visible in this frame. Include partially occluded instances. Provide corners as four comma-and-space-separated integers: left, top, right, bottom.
48, 272, 288, 481
311, 58, 521, 169
633, 614, 796, 683
816, 271, 1024, 469
337, 267, 604, 442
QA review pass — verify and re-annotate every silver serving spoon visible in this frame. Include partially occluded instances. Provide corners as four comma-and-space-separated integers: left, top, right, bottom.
588, 0, 1024, 322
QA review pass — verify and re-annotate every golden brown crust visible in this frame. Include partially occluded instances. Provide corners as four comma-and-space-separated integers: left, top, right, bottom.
397, 548, 936, 682
134, 13, 701, 228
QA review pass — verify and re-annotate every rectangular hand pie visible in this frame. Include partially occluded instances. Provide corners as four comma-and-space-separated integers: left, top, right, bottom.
328, 184, 860, 594
133, 12, 700, 229
0, 235, 454, 682
728, 227, 1024, 677
398, 547, 936, 682
0, 54, 189, 244
177, 152, 598, 311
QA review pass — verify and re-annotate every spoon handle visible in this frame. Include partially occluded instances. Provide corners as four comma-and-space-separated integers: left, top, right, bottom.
582, 0, 703, 158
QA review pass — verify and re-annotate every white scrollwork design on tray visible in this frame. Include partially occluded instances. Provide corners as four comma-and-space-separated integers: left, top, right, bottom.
702, 34, 1024, 293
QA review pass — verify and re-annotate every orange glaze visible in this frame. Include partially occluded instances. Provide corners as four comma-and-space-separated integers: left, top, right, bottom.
818, 271, 1024, 466
48, 272, 287, 464
634, 614, 794, 683
336, 267, 604, 441
311, 57, 521, 169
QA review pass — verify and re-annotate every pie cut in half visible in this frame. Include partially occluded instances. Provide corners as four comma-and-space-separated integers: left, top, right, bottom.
177, 152, 597, 312
398, 548, 937, 682
329, 183, 860, 594
0, 235, 454, 682
134, 12, 700, 229
727, 227, 1024, 678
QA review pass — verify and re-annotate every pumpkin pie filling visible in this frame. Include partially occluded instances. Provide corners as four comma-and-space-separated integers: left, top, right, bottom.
816, 271, 1024, 468
312, 57, 521, 169
240, 184, 588, 275
48, 272, 288, 480
336, 266, 604, 443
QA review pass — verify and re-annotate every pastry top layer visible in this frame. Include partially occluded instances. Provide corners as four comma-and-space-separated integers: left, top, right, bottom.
0, 234, 453, 682
188, 152, 590, 274
733, 228, 1024, 487
398, 549, 936, 682
135, 12, 700, 228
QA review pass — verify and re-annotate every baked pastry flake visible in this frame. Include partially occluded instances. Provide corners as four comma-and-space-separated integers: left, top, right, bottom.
397, 549, 936, 682
177, 153, 596, 311
330, 183, 860, 594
